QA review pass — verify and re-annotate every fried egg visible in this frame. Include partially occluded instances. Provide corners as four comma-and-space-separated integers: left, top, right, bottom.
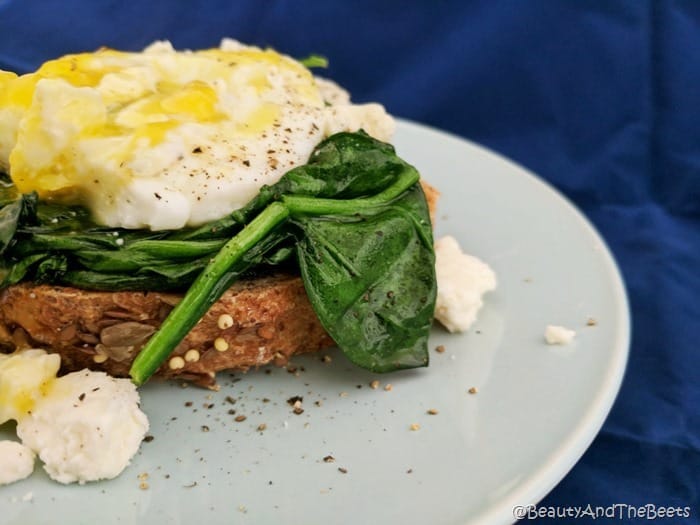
0, 39, 395, 230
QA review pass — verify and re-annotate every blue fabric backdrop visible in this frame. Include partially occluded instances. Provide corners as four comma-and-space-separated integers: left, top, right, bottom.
0, 1, 697, 523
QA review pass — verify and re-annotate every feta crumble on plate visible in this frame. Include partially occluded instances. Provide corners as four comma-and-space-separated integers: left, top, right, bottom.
544, 325, 576, 345
434, 235, 497, 333
0, 349, 149, 485
0, 440, 35, 485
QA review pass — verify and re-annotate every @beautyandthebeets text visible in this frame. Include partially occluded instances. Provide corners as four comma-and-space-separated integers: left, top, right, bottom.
512, 503, 692, 521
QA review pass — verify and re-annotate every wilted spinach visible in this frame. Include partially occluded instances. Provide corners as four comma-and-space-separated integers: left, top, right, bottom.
0, 132, 436, 384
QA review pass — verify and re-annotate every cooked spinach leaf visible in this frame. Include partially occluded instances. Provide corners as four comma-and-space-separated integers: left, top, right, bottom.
294, 186, 434, 372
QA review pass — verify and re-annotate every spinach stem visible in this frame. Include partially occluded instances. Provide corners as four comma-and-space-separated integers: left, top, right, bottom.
282, 167, 419, 216
129, 201, 289, 385
127, 238, 227, 257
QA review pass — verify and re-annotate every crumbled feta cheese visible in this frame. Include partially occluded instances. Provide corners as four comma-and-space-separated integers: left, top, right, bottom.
16, 369, 149, 484
1, 349, 150, 485
434, 235, 497, 333
544, 325, 576, 345
0, 441, 35, 485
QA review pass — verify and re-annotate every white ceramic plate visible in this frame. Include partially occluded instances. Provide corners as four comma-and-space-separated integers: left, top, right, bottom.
1, 120, 629, 525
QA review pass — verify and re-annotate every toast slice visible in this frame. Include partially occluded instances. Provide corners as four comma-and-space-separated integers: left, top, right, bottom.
0, 182, 439, 388
0, 274, 333, 388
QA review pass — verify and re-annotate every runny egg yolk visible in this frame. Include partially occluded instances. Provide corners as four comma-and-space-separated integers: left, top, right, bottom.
0, 40, 395, 230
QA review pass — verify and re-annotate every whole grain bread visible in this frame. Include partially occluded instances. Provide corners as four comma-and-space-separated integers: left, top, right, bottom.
0, 274, 333, 388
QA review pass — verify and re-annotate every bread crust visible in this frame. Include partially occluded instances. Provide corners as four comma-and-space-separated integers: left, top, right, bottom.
0, 181, 439, 388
